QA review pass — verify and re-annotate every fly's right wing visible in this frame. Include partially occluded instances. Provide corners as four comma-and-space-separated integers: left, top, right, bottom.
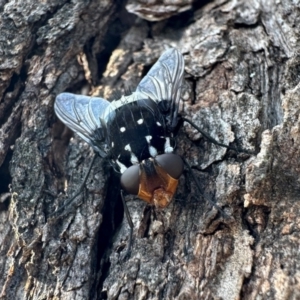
136, 48, 184, 131
54, 93, 110, 157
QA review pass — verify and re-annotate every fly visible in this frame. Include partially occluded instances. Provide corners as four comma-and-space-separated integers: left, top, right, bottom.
53, 48, 251, 258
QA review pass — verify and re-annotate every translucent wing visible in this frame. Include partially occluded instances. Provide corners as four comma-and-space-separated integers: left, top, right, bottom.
136, 48, 184, 130
54, 93, 110, 157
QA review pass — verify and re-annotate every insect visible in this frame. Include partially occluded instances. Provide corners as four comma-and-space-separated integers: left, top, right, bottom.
53, 48, 237, 257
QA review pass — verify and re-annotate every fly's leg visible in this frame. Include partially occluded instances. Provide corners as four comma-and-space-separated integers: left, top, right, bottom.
49, 152, 97, 218
181, 116, 255, 155
121, 190, 134, 261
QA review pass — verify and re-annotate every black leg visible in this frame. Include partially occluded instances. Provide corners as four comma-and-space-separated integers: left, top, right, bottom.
121, 190, 134, 260
182, 157, 229, 220
49, 152, 97, 218
182, 116, 254, 155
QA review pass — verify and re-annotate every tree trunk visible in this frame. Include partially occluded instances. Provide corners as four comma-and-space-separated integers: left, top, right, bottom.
1, 0, 299, 299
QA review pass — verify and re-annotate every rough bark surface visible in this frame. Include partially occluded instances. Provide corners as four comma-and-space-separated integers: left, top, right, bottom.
0, 0, 299, 299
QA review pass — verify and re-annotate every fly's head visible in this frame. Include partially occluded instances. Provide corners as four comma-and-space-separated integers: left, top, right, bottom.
120, 153, 184, 208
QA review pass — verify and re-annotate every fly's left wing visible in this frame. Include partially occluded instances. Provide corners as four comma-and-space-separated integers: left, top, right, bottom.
136, 48, 185, 131
54, 93, 110, 157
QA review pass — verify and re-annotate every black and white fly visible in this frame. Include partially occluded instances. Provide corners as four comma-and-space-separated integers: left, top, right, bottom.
54, 48, 239, 256
55, 48, 185, 209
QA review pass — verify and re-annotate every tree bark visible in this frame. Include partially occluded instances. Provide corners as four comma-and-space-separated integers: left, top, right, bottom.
1, 0, 299, 299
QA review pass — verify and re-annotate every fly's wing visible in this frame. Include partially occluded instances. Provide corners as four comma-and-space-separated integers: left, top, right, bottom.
136, 48, 184, 130
54, 93, 110, 157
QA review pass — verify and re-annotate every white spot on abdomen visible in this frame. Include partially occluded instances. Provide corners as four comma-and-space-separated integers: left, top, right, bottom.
149, 145, 158, 157
116, 159, 127, 173
124, 144, 139, 164
145, 135, 152, 143
120, 127, 126, 132
124, 144, 131, 151
130, 152, 139, 164
164, 137, 173, 153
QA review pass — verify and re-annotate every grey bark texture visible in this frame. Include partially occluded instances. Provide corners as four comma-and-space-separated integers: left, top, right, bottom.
0, 0, 299, 299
